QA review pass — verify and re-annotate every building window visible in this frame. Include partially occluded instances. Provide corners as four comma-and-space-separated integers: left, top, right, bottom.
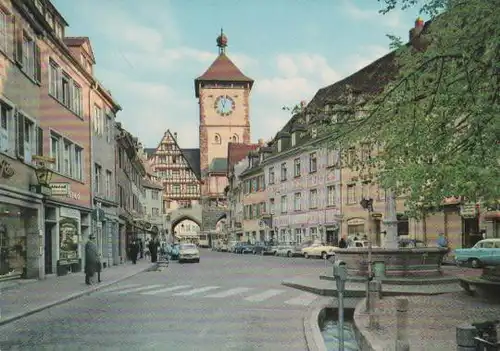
152, 190, 159, 200
291, 132, 296, 147
280, 195, 287, 214
46, 12, 53, 27
269, 198, 275, 214
280, 162, 287, 181
0, 11, 9, 54
277, 139, 282, 152
106, 115, 113, 142
152, 208, 160, 216
55, 23, 63, 39
50, 132, 83, 180
327, 186, 336, 207
294, 192, 301, 211
232, 134, 239, 143
94, 163, 102, 194
93, 105, 102, 135
295, 228, 302, 244
361, 181, 371, 199
347, 148, 356, 166
34, 0, 43, 12
22, 35, 36, 80
347, 184, 356, 204
309, 152, 317, 173
294, 158, 301, 177
268, 167, 275, 184
106, 170, 112, 198
309, 189, 318, 209
214, 134, 221, 144
61, 74, 71, 106
310, 227, 318, 239
72, 83, 82, 116
172, 184, 180, 194
49, 61, 59, 96
327, 150, 338, 167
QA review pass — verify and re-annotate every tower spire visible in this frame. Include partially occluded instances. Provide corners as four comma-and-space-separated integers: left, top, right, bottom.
216, 28, 228, 55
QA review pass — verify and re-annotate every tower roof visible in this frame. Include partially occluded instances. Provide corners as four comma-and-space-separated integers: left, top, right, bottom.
194, 30, 254, 97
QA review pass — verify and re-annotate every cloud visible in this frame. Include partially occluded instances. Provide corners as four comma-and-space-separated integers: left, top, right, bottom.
342, 0, 403, 28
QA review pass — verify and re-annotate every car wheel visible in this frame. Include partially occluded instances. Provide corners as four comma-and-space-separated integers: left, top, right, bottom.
470, 258, 481, 268
321, 252, 327, 260
196, 259, 200, 263
304, 252, 309, 259
287, 251, 292, 258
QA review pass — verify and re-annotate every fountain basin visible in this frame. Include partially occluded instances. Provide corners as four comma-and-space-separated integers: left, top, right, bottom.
334, 247, 448, 278
319, 307, 360, 351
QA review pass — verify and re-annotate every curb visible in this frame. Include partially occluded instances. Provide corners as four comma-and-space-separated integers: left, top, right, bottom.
0, 264, 154, 327
303, 302, 329, 351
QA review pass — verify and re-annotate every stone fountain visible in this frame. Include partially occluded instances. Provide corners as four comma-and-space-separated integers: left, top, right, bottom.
334, 191, 450, 281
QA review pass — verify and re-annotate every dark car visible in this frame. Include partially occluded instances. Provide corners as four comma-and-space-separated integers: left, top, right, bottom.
252, 242, 273, 255
235, 243, 254, 254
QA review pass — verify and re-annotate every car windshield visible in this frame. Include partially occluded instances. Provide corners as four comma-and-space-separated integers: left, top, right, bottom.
180, 244, 196, 250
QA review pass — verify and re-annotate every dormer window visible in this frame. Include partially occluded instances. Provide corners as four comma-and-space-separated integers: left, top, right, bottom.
46, 12, 53, 27
55, 23, 63, 39
277, 139, 282, 152
305, 114, 311, 123
324, 104, 330, 113
291, 132, 296, 147
34, 0, 43, 12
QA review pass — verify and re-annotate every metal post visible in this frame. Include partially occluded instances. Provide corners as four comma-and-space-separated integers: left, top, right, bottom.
366, 239, 373, 311
337, 278, 345, 351
395, 298, 410, 351
383, 190, 399, 249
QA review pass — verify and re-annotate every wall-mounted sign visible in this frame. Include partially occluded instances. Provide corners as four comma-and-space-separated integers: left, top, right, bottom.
59, 217, 79, 261
0, 159, 15, 179
50, 183, 70, 195
460, 204, 477, 219
346, 218, 365, 226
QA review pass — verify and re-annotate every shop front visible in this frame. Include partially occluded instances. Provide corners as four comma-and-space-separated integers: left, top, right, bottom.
45, 181, 91, 276
0, 155, 44, 281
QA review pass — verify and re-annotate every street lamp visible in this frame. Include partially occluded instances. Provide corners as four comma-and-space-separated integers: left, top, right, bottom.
31, 156, 55, 196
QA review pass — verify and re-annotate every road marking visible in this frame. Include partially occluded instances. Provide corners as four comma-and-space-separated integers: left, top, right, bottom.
98, 284, 141, 293
244, 289, 286, 302
284, 292, 319, 306
111, 284, 164, 295
141, 285, 192, 296
205, 287, 252, 298
172, 286, 220, 296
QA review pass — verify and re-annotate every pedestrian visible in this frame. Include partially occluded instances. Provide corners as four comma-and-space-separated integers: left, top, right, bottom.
84, 234, 99, 285
437, 232, 448, 249
339, 237, 347, 249
129, 239, 139, 264
139, 239, 144, 259
149, 236, 160, 263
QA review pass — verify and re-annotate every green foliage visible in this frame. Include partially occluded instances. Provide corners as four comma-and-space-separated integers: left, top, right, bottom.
287, 0, 500, 218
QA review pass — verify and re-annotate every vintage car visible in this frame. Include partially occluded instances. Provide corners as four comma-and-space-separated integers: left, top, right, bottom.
301, 241, 337, 259
252, 242, 274, 255
274, 243, 296, 257
178, 243, 200, 263
454, 239, 500, 268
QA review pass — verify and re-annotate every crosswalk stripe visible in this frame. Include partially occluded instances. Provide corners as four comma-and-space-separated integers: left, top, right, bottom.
244, 289, 285, 302
205, 287, 252, 298
172, 286, 220, 296
112, 284, 164, 295
284, 292, 319, 306
141, 285, 192, 296
98, 284, 141, 293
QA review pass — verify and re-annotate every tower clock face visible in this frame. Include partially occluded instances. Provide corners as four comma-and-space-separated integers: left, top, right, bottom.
214, 95, 235, 116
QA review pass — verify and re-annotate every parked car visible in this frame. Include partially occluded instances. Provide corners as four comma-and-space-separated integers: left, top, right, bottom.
292, 240, 314, 256
274, 244, 296, 257
253, 242, 273, 255
178, 243, 200, 263
348, 240, 374, 248
227, 241, 239, 253
235, 243, 254, 254
169, 243, 180, 260
301, 242, 337, 259
454, 239, 500, 268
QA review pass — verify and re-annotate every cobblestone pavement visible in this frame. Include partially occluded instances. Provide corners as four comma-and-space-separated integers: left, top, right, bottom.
355, 291, 500, 351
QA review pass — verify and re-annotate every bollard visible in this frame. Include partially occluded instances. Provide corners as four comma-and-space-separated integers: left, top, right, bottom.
368, 281, 380, 329
456, 324, 477, 351
395, 298, 410, 351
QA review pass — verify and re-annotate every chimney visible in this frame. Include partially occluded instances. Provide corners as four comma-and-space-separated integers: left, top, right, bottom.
409, 17, 425, 42
174, 132, 178, 140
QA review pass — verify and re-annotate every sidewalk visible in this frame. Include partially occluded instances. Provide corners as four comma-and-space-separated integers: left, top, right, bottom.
0, 260, 154, 326
354, 291, 500, 350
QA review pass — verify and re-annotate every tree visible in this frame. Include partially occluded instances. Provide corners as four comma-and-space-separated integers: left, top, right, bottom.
293, 0, 500, 218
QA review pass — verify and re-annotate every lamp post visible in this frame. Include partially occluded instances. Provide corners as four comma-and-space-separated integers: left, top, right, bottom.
31, 156, 55, 195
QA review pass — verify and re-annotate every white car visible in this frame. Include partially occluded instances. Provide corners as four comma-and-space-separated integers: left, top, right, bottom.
179, 243, 200, 263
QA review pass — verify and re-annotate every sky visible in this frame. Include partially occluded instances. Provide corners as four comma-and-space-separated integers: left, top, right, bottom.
52, 0, 421, 149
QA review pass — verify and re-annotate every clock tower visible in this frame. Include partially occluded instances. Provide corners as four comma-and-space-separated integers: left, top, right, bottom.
195, 30, 253, 199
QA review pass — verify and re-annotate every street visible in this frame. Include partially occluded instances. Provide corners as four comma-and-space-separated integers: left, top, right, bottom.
0, 250, 330, 351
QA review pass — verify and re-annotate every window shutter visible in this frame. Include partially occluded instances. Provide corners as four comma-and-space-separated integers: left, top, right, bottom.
13, 17, 23, 66
36, 127, 43, 156
16, 112, 24, 159
34, 44, 41, 83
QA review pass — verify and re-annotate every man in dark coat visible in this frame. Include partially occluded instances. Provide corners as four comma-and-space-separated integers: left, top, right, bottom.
85, 234, 99, 285
149, 237, 160, 263
338, 237, 348, 249
129, 239, 139, 264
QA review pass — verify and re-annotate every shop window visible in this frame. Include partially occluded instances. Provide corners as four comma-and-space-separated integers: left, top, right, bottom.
397, 214, 409, 236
